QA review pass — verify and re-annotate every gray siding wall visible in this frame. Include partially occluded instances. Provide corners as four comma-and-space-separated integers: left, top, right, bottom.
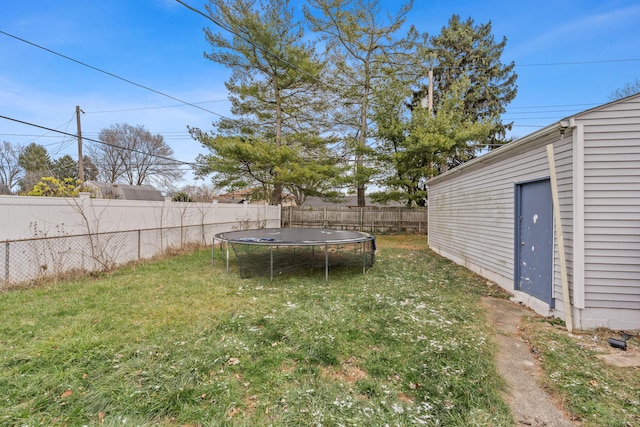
578, 97, 640, 315
428, 95, 640, 329
428, 130, 574, 303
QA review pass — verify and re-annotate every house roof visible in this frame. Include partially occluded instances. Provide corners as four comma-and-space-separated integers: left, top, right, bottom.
427, 92, 640, 186
83, 181, 164, 201
214, 189, 253, 204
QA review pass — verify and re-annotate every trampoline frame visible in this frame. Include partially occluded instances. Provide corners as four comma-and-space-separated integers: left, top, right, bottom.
212, 228, 375, 281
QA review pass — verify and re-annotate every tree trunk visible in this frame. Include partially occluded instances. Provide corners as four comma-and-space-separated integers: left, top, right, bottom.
273, 78, 283, 205
357, 60, 371, 208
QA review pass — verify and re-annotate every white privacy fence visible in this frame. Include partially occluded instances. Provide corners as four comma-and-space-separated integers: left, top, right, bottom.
0, 195, 280, 286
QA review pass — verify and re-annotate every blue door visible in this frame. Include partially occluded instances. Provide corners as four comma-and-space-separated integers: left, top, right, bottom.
515, 179, 554, 307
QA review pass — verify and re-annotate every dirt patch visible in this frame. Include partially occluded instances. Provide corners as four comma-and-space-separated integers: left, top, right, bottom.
596, 352, 640, 367
568, 328, 640, 368
279, 360, 297, 373
321, 356, 368, 384
481, 296, 578, 427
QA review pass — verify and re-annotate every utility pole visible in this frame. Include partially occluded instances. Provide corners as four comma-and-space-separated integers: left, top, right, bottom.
421, 69, 434, 115
76, 105, 84, 182
428, 68, 433, 115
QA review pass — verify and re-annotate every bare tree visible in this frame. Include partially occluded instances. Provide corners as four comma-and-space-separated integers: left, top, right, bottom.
0, 141, 24, 193
88, 127, 128, 183
609, 77, 640, 101
90, 123, 184, 190
175, 182, 218, 202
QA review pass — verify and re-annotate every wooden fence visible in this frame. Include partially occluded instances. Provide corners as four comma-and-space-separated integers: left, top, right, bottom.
281, 206, 428, 233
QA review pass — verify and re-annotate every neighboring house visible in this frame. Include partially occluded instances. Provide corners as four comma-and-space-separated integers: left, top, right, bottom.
427, 93, 640, 330
215, 189, 295, 206
215, 189, 258, 204
82, 181, 164, 201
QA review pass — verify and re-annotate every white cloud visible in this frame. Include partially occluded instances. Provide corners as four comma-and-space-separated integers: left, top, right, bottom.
509, 4, 640, 58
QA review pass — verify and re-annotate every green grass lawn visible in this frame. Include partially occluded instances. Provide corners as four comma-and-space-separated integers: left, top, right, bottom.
3, 235, 637, 426
0, 235, 514, 426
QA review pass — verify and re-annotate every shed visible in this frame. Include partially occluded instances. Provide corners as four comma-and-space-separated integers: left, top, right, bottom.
427, 93, 640, 330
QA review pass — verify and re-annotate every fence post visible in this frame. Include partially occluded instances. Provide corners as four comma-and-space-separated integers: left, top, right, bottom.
4, 241, 9, 283
323, 207, 327, 228
137, 230, 141, 260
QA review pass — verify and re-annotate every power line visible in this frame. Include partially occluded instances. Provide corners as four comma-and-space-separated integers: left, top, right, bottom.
512, 124, 549, 128
0, 30, 228, 119
505, 116, 570, 121
87, 99, 229, 114
506, 103, 598, 110
174, 0, 335, 93
0, 114, 202, 168
516, 58, 640, 67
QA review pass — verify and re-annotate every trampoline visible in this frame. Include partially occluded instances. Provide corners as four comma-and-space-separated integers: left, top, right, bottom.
213, 228, 376, 280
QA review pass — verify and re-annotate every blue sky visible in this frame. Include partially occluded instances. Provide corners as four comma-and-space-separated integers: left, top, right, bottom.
2, 0, 639, 186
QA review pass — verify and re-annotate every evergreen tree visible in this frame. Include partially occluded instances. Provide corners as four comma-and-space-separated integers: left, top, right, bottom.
82, 155, 99, 181
51, 155, 78, 180
305, 0, 421, 206
17, 143, 52, 193
373, 75, 496, 206
422, 15, 517, 167
192, 0, 342, 205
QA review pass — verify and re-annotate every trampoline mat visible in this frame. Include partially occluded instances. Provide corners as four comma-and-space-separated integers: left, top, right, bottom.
215, 228, 373, 245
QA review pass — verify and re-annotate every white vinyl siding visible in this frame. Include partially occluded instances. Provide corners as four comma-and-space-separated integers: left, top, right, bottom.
579, 97, 640, 311
428, 130, 573, 298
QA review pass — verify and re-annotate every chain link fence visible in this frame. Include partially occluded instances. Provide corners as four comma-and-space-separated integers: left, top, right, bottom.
1, 223, 228, 287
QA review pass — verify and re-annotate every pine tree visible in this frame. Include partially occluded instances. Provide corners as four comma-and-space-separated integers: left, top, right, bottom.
373, 74, 495, 206
192, 0, 342, 205
304, 0, 420, 206
424, 15, 517, 166
17, 143, 52, 193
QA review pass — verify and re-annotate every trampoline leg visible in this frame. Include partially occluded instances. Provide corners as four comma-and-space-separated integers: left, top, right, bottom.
325, 243, 329, 281
362, 241, 366, 275
212, 237, 215, 269
225, 241, 230, 274
270, 246, 274, 282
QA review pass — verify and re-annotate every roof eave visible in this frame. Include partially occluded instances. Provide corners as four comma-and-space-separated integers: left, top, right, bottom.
427, 121, 564, 186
